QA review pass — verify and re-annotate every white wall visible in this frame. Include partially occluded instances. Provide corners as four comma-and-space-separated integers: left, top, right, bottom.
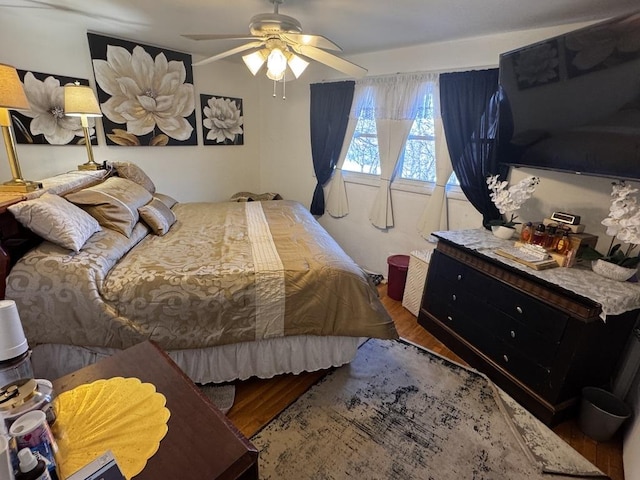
0, 10, 262, 203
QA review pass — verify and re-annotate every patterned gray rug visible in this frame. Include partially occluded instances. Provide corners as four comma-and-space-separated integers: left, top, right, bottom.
251, 339, 605, 479
198, 384, 235, 415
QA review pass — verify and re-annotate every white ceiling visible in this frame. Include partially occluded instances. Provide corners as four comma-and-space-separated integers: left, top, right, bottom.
3, 0, 639, 61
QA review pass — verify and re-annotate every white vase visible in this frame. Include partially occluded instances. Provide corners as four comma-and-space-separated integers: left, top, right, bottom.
491, 225, 515, 240
591, 259, 637, 281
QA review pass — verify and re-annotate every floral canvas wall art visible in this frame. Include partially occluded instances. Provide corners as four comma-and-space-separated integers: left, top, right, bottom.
200, 94, 244, 146
87, 33, 197, 146
13, 71, 97, 146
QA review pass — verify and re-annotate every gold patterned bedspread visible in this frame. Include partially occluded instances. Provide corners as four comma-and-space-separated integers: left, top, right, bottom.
6, 200, 397, 350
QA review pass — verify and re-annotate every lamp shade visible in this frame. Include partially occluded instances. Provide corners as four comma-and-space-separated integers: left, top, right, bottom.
242, 51, 266, 76
0, 63, 29, 110
64, 84, 102, 117
287, 53, 309, 79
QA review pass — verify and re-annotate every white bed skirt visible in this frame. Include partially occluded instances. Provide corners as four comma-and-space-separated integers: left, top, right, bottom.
31, 335, 362, 384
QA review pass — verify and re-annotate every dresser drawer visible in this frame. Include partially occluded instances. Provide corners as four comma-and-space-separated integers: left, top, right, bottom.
493, 318, 560, 367
486, 338, 551, 390
480, 283, 569, 342
429, 250, 486, 290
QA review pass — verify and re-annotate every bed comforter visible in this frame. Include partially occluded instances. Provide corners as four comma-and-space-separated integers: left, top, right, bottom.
6, 200, 396, 351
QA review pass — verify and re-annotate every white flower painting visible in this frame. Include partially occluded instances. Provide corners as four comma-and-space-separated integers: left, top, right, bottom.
201, 95, 244, 145
88, 33, 197, 146
13, 70, 96, 146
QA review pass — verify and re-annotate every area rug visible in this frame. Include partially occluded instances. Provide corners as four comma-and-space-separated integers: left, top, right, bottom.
198, 384, 235, 414
251, 339, 605, 479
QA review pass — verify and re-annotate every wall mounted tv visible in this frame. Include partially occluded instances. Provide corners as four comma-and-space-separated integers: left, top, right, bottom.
496, 11, 640, 181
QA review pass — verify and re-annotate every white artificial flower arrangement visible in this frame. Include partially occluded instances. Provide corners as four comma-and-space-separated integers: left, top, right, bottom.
599, 181, 640, 268
486, 175, 540, 227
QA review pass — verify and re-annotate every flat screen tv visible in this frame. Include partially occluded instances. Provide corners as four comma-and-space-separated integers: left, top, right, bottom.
496, 11, 640, 181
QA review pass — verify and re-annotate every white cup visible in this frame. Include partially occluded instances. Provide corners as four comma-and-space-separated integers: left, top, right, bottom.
0, 435, 14, 480
0, 300, 27, 362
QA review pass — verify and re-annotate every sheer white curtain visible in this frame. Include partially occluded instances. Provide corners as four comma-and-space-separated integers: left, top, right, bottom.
418, 82, 453, 239
326, 84, 374, 218
368, 74, 435, 229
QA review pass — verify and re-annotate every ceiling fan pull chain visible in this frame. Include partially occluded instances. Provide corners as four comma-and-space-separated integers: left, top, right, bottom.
282, 72, 286, 100
273, 79, 277, 97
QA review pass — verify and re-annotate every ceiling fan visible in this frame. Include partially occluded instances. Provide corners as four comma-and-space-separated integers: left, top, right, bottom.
182, 0, 367, 79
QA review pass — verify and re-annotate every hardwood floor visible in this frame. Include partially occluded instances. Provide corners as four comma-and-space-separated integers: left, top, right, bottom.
226, 284, 624, 480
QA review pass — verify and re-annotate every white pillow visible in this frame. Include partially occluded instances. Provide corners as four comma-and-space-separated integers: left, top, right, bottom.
8, 193, 101, 252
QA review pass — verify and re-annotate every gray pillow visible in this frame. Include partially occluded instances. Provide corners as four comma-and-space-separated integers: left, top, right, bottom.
8, 193, 101, 252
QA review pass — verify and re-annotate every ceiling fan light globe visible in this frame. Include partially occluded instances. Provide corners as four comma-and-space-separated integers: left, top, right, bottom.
242, 51, 266, 75
267, 48, 287, 78
287, 54, 309, 78
266, 69, 285, 81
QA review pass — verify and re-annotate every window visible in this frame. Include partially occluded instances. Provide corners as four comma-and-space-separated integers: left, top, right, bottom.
342, 88, 458, 186
343, 97, 380, 175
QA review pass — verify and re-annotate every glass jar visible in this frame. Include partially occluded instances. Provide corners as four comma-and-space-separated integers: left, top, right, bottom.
519, 222, 533, 244
555, 231, 571, 254
545, 225, 558, 249
531, 223, 547, 246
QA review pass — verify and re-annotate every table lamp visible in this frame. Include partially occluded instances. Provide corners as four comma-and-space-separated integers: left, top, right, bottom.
0, 63, 42, 192
64, 82, 105, 171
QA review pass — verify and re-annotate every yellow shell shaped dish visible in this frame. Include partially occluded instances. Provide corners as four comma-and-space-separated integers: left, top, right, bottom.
52, 377, 170, 479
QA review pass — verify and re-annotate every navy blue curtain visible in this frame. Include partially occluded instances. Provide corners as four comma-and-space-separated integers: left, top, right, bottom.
309, 81, 355, 216
440, 69, 506, 227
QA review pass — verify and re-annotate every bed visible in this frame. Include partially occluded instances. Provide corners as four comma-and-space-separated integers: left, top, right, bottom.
1, 165, 397, 383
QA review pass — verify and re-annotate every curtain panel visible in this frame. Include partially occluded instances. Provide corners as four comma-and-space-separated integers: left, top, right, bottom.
326, 83, 375, 218
309, 81, 355, 216
364, 73, 437, 229
440, 69, 504, 227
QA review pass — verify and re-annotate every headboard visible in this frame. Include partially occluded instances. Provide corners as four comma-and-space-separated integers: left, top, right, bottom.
0, 170, 112, 299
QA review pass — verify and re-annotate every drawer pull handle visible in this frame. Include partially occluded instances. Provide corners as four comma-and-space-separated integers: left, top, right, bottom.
510, 330, 516, 338
516, 306, 523, 314
503, 354, 509, 363
447, 315, 453, 322
457, 274, 463, 281
452, 294, 457, 301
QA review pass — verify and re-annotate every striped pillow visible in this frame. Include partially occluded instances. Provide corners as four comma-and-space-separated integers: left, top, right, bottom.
138, 198, 176, 236
66, 177, 152, 237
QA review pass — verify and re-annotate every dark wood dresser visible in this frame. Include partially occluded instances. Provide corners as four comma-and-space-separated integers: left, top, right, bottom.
418, 230, 640, 426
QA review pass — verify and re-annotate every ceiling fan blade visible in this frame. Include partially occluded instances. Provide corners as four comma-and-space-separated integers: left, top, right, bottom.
280, 33, 342, 51
293, 45, 367, 78
193, 41, 264, 67
181, 34, 257, 41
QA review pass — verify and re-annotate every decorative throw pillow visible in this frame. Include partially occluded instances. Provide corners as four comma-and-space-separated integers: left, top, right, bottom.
66, 177, 153, 237
110, 161, 156, 194
153, 193, 178, 210
8, 193, 101, 252
138, 198, 177, 236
